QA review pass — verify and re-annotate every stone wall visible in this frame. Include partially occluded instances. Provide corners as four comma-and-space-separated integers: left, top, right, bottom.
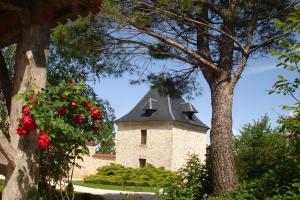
72, 146, 116, 179
116, 121, 207, 171
73, 121, 207, 179
116, 121, 174, 169
171, 122, 207, 170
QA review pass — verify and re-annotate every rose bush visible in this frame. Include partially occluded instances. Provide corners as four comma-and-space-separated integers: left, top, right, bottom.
19, 81, 110, 199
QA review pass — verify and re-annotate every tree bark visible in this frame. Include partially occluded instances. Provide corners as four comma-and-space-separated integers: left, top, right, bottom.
1, 24, 49, 200
210, 79, 238, 194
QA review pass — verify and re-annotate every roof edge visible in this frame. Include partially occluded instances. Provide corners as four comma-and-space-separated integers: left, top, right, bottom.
115, 119, 210, 130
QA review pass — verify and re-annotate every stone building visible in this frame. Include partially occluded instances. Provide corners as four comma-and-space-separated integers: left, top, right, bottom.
73, 88, 208, 178
115, 88, 208, 171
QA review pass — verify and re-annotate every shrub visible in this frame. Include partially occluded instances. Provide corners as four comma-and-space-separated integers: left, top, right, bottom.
208, 181, 300, 200
84, 163, 179, 187
162, 154, 212, 200
232, 116, 300, 199
209, 116, 300, 200
18, 81, 113, 199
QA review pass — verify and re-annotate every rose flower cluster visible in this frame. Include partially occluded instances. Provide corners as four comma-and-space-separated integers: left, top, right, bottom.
58, 100, 103, 131
16, 81, 104, 151
17, 106, 50, 149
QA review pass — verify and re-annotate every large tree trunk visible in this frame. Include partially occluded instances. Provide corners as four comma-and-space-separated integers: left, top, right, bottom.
210, 79, 238, 194
2, 24, 49, 200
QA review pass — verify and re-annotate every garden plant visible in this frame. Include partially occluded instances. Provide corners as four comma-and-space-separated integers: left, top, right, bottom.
18, 81, 110, 200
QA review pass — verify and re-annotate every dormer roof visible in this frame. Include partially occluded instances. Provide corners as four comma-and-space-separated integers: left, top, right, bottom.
116, 88, 209, 130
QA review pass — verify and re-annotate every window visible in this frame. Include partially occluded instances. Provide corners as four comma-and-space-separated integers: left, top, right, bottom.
141, 130, 147, 145
139, 159, 146, 168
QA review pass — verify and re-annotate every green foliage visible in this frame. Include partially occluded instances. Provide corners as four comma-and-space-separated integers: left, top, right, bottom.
234, 116, 286, 181
19, 81, 111, 199
210, 8, 300, 200
269, 7, 300, 103
0, 93, 8, 138
131, 73, 202, 100
95, 120, 115, 154
49, 14, 133, 84
0, 45, 15, 138
207, 114, 300, 200
162, 184, 194, 200
214, 116, 300, 200
1, 45, 15, 77
162, 154, 212, 200
268, 10, 300, 179
84, 164, 179, 187
93, 0, 298, 102
208, 182, 300, 200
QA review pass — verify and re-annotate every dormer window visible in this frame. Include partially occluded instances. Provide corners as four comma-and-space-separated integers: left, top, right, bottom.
116, 88, 209, 130
181, 102, 198, 121
141, 97, 157, 117
185, 112, 195, 120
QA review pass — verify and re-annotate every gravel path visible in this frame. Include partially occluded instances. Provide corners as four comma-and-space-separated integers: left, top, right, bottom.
73, 185, 156, 200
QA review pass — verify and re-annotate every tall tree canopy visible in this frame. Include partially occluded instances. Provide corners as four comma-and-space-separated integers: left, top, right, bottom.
97, 0, 298, 193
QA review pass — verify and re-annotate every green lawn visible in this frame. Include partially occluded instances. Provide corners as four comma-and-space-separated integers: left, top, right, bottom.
73, 180, 160, 193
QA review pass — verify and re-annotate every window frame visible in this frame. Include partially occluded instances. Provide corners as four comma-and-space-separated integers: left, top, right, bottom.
139, 158, 146, 168
141, 129, 147, 145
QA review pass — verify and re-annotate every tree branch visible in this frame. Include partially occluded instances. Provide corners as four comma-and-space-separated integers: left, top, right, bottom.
0, 50, 12, 114
139, 1, 246, 54
231, 9, 257, 88
130, 23, 222, 73
203, 1, 224, 18
257, 4, 295, 26
249, 32, 291, 53
106, 36, 199, 66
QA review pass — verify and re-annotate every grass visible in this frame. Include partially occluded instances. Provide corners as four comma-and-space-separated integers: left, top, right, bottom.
73, 180, 161, 193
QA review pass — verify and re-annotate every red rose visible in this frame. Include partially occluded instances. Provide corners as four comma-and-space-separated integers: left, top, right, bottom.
87, 104, 94, 111
16, 127, 28, 136
20, 116, 37, 131
73, 115, 84, 124
58, 107, 68, 117
91, 109, 103, 120
91, 124, 99, 130
21, 106, 31, 116
37, 132, 50, 149
80, 101, 88, 107
69, 101, 77, 109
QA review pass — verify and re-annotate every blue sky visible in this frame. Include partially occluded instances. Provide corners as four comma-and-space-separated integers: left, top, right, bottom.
91, 55, 294, 135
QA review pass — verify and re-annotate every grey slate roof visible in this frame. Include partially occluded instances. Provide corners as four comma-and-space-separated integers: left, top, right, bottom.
116, 88, 209, 130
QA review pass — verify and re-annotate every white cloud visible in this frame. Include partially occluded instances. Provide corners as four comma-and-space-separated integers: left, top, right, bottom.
244, 64, 277, 76
232, 128, 240, 136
